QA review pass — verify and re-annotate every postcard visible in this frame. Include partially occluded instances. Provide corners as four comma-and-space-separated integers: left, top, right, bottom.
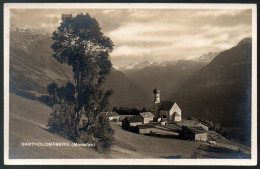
4, 3, 257, 165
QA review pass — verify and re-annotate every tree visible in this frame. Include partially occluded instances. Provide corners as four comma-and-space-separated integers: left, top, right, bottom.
50, 13, 114, 151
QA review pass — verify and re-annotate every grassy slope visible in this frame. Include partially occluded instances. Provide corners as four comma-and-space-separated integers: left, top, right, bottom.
9, 94, 250, 159
109, 123, 200, 158
9, 93, 106, 159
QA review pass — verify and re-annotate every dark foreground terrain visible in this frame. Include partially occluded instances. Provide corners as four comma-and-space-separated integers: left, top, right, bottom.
9, 93, 250, 159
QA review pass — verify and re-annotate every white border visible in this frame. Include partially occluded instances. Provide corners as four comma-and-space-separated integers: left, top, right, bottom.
4, 3, 257, 166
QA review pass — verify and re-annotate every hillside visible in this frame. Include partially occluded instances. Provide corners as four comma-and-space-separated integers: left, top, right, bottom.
168, 38, 252, 144
10, 25, 150, 108
8, 93, 200, 158
10, 25, 74, 96
9, 94, 250, 159
9, 93, 106, 159
105, 68, 151, 107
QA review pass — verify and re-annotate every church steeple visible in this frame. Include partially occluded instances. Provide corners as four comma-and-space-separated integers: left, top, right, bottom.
153, 87, 160, 104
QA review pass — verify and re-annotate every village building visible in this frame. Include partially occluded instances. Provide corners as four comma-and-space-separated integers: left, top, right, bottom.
139, 112, 154, 124
101, 111, 120, 122
180, 126, 208, 142
119, 114, 135, 122
122, 116, 143, 129
122, 116, 156, 134
137, 124, 156, 134
153, 87, 182, 123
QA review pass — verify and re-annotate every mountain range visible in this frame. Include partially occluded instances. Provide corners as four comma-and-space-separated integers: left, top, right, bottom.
119, 51, 220, 72
10, 25, 150, 108
121, 60, 207, 100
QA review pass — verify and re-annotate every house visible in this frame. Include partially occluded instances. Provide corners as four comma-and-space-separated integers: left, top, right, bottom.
102, 111, 120, 122
139, 112, 154, 124
137, 124, 156, 134
180, 126, 208, 142
119, 115, 135, 122
122, 116, 143, 129
153, 87, 182, 122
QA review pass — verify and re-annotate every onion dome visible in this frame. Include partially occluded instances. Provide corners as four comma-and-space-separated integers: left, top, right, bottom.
153, 87, 160, 94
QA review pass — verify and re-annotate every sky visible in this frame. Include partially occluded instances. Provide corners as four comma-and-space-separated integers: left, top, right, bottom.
10, 8, 252, 68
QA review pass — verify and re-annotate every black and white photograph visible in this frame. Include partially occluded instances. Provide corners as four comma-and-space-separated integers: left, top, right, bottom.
4, 3, 257, 165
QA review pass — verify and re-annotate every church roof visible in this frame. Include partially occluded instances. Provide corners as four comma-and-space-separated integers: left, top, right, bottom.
160, 101, 176, 111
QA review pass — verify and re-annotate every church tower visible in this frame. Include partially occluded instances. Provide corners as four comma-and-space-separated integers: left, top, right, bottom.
153, 87, 160, 104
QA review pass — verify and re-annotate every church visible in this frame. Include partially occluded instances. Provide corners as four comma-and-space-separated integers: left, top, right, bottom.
153, 87, 182, 122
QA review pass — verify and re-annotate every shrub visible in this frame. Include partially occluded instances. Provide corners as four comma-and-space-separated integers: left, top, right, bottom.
88, 114, 114, 153
76, 131, 93, 144
47, 103, 78, 141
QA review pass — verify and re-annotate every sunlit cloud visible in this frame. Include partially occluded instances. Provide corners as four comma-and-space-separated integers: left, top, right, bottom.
10, 8, 252, 67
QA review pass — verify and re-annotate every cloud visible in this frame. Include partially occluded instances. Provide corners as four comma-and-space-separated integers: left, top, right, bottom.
108, 22, 183, 45
10, 8, 252, 67
194, 9, 248, 17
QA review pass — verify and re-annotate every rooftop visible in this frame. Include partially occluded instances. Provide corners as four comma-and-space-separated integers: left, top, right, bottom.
160, 101, 176, 111
140, 112, 155, 118
101, 111, 119, 117
123, 116, 143, 123
137, 123, 155, 129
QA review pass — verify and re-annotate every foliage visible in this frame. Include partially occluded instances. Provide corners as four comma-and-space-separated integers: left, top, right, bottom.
47, 83, 58, 97
88, 114, 114, 153
42, 82, 76, 106
47, 103, 78, 141
51, 13, 113, 125
48, 13, 114, 152
76, 113, 114, 153
113, 106, 145, 115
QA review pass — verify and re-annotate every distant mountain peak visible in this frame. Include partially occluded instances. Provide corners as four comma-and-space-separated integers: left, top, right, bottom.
186, 51, 221, 63
119, 60, 179, 72
11, 24, 48, 36
10, 24, 51, 49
